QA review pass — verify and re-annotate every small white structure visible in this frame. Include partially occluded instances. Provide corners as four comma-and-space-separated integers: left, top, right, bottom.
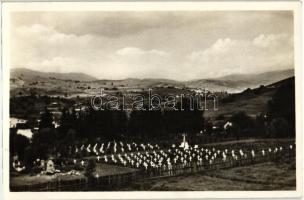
224, 121, 233, 130
10, 118, 27, 128
17, 129, 33, 139
40, 160, 46, 170
52, 121, 60, 128
46, 160, 55, 174
179, 134, 189, 150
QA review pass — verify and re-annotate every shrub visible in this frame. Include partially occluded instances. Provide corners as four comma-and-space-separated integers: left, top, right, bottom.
84, 160, 96, 177
266, 117, 290, 138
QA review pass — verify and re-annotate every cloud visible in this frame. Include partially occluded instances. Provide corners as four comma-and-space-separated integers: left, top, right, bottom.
11, 24, 102, 73
12, 11, 293, 38
186, 33, 293, 79
253, 34, 293, 48
105, 47, 172, 79
189, 38, 236, 60
12, 12, 207, 38
10, 11, 294, 81
11, 23, 173, 79
115, 47, 169, 57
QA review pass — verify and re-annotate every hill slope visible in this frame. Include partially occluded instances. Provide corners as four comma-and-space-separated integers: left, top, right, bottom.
204, 76, 295, 120
11, 68, 97, 82
186, 69, 294, 93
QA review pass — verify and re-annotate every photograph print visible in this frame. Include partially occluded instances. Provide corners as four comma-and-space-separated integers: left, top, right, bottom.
2, 2, 302, 197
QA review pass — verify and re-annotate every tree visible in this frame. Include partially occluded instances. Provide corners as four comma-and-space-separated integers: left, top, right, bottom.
32, 127, 57, 159
85, 159, 96, 177
230, 111, 256, 138
227, 123, 241, 139
267, 78, 295, 137
255, 113, 267, 137
111, 109, 128, 138
204, 120, 213, 135
127, 110, 146, 139
267, 118, 290, 138
39, 107, 54, 129
58, 107, 77, 135
11, 134, 30, 161
162, 100, 204, 137
23, 146, 34, 168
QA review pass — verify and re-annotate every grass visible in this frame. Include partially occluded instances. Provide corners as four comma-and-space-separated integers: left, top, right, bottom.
205, 90, 275, 120
93, 163, 138, 176
10, 163, 138, 187
208, 160, 296, 188
10, 172, 85, 187
121, 160, 296, 191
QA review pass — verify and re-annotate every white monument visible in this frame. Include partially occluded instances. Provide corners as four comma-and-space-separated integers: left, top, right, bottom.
179, 133, 189, 150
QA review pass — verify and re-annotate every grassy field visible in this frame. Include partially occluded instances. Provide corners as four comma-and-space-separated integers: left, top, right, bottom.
204, 90, 274, 120
93, 163, 138, 176
10, 163, 137, 187
10, 172, 86, 187
122, 160, 296, 191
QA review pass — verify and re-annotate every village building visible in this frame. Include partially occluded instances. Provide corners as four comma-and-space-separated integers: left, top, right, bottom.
10, 118, 27, 128
16, 129, 33, 139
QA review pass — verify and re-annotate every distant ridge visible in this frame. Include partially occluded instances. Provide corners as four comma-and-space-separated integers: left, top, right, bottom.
185, 68, 294, 92
218, 69, 294, 82
10, 67, 294, 93
11, 68, 97, 82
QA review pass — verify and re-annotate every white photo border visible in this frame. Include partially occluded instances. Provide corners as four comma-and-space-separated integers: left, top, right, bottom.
1, 1, 303, 199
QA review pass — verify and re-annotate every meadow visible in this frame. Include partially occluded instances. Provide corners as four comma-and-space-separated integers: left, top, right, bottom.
122, 159, 295, 191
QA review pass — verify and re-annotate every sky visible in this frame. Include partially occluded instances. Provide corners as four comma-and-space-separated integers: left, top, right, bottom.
10, 11, 294, 81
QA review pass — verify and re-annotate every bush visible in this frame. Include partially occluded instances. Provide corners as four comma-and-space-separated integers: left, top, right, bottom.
229, 111, 256, 138
84, 160, 96, 177
267, 118, 290, 138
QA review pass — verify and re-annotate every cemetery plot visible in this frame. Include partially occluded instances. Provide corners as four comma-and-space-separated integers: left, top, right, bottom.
10, 139, 295, 191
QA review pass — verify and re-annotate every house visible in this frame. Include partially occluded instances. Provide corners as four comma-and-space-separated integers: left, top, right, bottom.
10, 118, 27, 128
17, 129, 33, 139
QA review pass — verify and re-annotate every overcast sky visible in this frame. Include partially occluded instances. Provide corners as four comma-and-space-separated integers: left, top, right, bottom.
10, 11, 294, 81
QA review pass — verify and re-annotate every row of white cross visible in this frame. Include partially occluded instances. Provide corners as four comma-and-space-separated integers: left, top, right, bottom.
73, 141, 160, 155
90, 144, 294, 170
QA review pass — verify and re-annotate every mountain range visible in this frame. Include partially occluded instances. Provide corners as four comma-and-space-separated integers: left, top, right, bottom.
10, 68, 294, 95
11, 68, 97, 82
